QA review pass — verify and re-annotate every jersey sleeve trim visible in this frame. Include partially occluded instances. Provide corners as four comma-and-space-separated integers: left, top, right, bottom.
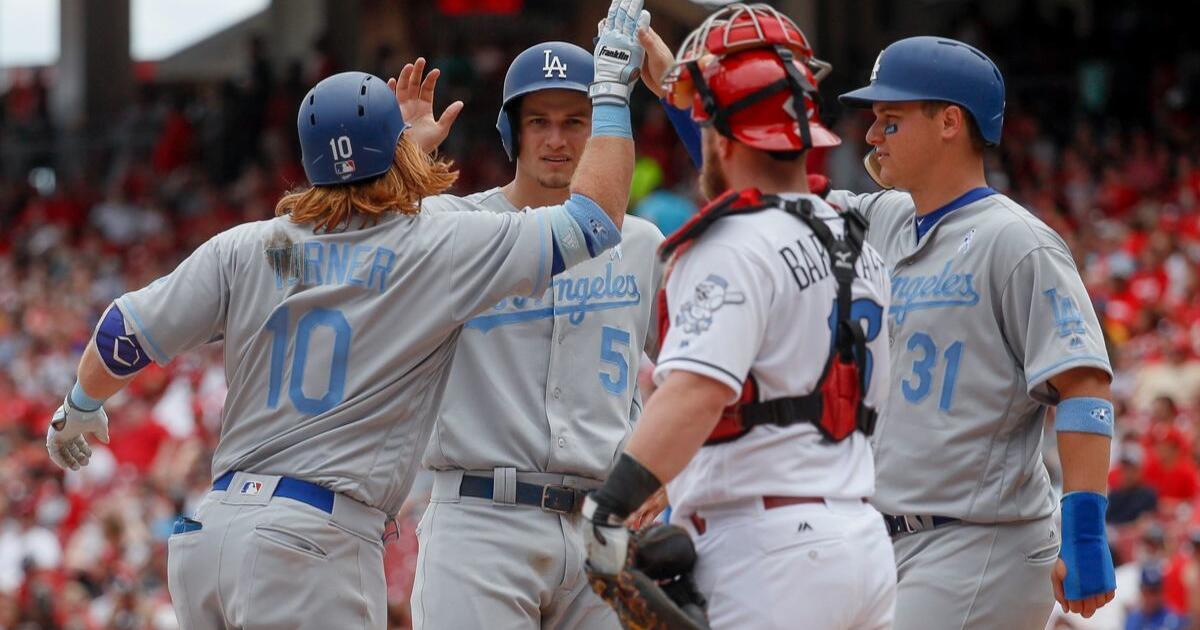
114, 297, 170, 365
1026, 355, 1113, 393
653, 357, 743, 402
533, 209, 549, 294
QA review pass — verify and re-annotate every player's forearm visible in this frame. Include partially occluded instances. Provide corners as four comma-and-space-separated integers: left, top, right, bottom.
571, 134, 633, 230
1051, 368, 1114, 495
625, 371, 730, 484
77, 343, 135, 402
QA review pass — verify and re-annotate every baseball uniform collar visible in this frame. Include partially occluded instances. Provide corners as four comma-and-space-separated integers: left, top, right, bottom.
914, 186, 996, 243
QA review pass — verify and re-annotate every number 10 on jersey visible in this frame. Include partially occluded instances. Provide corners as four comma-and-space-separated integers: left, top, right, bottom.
265, 306, 352, 415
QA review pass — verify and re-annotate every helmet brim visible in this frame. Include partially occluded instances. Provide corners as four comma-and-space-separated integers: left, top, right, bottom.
838, 83, 939, 108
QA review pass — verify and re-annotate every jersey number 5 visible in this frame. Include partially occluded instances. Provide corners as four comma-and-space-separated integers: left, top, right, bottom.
265, 306, 352, 415
599, 326, 630, 395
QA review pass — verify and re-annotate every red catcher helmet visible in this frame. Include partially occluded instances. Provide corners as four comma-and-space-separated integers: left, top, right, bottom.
664, 3, 839, 152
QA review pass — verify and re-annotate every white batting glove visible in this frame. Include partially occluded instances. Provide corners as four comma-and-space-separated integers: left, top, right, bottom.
590, 0, 651, 106
46, 394, 110, 471
582, 494, 632, 575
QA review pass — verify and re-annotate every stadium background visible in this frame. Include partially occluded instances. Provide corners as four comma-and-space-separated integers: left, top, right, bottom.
0, 1, 1196, 628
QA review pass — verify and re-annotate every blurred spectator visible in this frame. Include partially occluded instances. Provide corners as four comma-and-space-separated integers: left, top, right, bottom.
1109, 446, 1159, 526
1125, 564, 1188, 630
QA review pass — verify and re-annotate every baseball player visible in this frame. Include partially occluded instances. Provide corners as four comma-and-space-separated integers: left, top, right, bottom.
41, 3, 651, 624
409, 38, 664, 630
581, 6, 897, 629
822, 36, 1117, 628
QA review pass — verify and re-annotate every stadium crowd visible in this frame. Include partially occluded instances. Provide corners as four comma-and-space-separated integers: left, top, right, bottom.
0, 15, 1198, 630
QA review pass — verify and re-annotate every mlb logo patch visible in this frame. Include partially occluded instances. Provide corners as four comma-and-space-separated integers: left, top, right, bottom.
334, 159, 356, 177
240, 481, 264, 496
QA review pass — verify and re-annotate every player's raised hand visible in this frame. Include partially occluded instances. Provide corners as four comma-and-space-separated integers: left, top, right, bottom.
46, 394, 110, 471
636, 24, 674, 99
590, 0, 651, 106
389, 57, 464, 154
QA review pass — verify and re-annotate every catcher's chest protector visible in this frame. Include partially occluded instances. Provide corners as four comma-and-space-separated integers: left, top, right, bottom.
656, 188, 877, 445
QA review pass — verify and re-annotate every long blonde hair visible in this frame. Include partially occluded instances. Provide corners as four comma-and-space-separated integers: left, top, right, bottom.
275, 137, 458, 233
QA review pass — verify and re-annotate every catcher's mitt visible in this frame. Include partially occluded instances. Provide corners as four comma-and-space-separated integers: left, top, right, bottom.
587, 523, 710, 630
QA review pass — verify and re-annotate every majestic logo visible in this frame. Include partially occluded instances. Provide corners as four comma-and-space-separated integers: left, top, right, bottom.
676, 274, 746, 334
466, 262, 642, 332
1044, 288, 1088, 350
597, 46, 631, 63
890, 260, 981, 324
543, 49, 567, 78
240, 481, 264, 496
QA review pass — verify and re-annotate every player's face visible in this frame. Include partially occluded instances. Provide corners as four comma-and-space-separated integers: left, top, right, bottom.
864, 101, 940, 190
515, 90, 591, 189
699, 129, 728, 200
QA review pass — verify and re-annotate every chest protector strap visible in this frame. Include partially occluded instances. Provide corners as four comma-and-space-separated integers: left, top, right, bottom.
656, 189, 875, 446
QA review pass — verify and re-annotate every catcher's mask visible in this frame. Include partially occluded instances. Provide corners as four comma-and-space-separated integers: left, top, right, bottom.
662, 3, 839, 153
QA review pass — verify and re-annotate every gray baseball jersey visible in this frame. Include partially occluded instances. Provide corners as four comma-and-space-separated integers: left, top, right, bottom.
116, 194, 613, 517
825, 189, 1111, 522
422, 187, 665, 479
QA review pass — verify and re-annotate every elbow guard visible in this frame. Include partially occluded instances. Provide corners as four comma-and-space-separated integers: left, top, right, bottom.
94, 304, 152, 377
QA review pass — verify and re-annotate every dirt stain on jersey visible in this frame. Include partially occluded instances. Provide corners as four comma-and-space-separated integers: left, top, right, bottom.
263, 233, 301, 284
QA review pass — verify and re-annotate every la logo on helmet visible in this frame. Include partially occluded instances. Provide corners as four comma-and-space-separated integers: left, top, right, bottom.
870, 52, 883, 82
543, 50, 567, 78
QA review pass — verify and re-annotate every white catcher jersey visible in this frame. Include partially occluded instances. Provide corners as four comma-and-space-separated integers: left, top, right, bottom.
423, 188, 664, 480
654, 194, 891, 517
115, 195, 595, 516
825, 189, 1112, 522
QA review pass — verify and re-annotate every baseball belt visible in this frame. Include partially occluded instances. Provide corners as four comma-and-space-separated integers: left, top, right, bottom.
459, 474, 589, 514
882, 513, 959, 537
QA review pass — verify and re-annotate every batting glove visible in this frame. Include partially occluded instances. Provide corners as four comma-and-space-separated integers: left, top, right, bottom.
46, 394, 110, 471
590, 0, 651, 106
583, 493, 633, 576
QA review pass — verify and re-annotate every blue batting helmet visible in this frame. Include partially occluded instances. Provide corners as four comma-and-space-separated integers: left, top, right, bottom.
298, 71, 406, 185
839, 36, 1005, 145
497, 42, 593, 161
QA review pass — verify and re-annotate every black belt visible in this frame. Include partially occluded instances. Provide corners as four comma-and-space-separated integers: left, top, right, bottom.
459, 475, 588, 515
882, 513, 959, 537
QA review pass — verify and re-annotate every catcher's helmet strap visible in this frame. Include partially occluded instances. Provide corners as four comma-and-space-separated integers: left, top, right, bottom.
689, 45, 821, 151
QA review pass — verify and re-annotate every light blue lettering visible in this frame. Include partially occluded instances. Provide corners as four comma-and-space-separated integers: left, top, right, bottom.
367, 247, 396, 294
347, 245, 373, 287
327, 244, 351, 285
304, 242, 323, 286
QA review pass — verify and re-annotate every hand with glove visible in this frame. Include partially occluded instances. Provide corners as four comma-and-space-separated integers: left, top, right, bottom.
583, 453, 709, 629
46, 383, 110, 471
591, 0, 651, 107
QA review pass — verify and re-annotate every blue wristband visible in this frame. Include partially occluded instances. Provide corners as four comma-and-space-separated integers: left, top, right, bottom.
1054, 397, 1114, 437
592, 103, 632, 139
69, 381, 104, 412
1060, 491, 1116, 600
660, 97, 702, 168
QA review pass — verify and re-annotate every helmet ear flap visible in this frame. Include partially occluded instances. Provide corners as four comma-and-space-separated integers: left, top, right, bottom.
497, 99, 522, 162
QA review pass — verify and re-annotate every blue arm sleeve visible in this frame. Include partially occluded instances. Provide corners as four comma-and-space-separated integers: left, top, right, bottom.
547, 193, 622, 275
1060, 491, 1116, 600
660, 98, 701, 169
94, 303, 153, 377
